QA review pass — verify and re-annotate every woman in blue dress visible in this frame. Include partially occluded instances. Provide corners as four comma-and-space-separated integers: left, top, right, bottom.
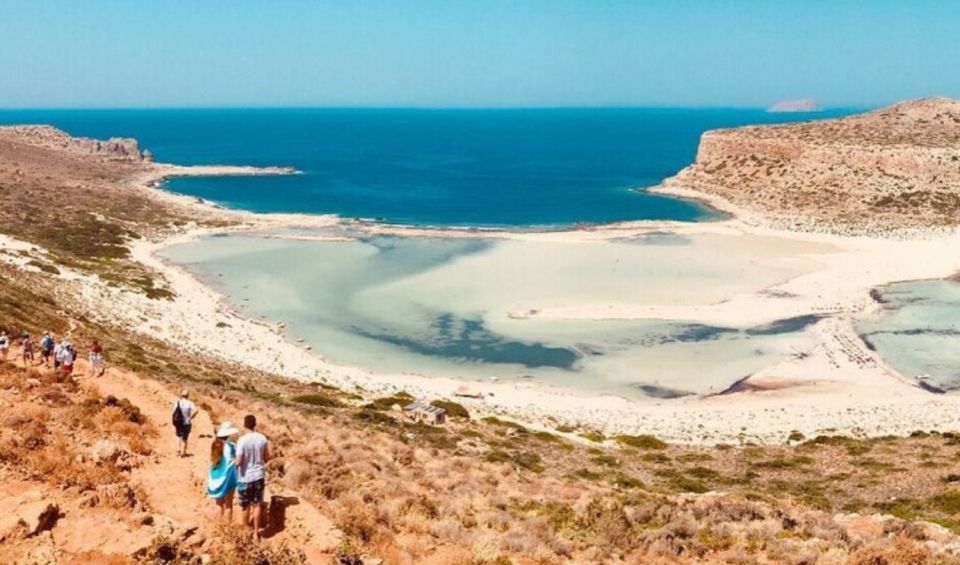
207, 421, 240, 522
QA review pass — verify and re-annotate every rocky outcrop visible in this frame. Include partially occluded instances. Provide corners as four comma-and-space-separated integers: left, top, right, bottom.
0, 125, 152, 162
0, 492, 60, 541
662, 97, 960, 231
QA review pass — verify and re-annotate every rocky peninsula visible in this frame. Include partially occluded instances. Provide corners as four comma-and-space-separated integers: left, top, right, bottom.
660, 97, 960, 232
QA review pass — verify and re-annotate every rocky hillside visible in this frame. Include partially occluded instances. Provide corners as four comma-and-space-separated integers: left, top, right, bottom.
1, 125, 152, 161
663, 97, 960, 231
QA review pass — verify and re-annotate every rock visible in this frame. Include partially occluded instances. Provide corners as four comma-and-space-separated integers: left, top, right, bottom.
179, 523, 200, 540
134, 512, 154, 526
186, 533, 206, 548
90, 440, 120, 465
79, 492, 100, 508
0, 494, 60, 540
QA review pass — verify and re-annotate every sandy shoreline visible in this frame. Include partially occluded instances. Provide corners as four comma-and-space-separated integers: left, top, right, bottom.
44, 162, 960, 444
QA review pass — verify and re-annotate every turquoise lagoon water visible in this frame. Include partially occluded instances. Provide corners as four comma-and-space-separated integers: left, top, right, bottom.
858, 280, 960, 391
159, 233, 820, 397
0, 108, 849, 226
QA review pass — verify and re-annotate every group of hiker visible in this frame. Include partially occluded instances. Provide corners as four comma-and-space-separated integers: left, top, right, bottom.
172, 390, 272, 540
0, 328, 105, 377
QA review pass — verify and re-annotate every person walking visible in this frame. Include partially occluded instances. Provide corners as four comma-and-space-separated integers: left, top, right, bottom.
172, 390, 198, 457
206, 421, 240, 523
89, 340, 105, 377
0, 330, 9, 362
59, 340, 76, 378
236, 414, 270, 540
21, 334, 34, 368
39, 332, 55, 368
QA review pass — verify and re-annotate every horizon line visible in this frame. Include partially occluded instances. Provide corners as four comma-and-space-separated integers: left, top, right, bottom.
0, 103, 873, 113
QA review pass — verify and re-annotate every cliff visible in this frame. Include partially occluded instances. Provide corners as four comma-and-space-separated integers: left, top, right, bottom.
663, 97, 960, 230
0, 125, 152, 162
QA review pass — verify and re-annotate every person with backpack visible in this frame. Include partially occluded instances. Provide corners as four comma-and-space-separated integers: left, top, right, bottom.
39, 332, 55, 368
172, 390, 198, 457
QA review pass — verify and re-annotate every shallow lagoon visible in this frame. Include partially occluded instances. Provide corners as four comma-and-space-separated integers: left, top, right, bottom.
160, 231, 827, 397
858, 280, 960, 390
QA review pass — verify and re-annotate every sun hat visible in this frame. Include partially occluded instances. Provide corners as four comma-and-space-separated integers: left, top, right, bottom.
216, 421, 240, 438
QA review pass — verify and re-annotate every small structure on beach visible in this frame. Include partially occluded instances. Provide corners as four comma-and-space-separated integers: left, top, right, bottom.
404, 400, 447, 425
453, 384, 483, 399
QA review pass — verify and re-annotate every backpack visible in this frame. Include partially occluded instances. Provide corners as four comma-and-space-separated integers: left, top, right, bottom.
172, 400, 185, 431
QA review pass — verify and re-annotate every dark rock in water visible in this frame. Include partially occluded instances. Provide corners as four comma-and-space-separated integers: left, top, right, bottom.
869, 288, 889, 304
633, 384, 694, 399
918, 380, 947, 394
746, 315, 823, 336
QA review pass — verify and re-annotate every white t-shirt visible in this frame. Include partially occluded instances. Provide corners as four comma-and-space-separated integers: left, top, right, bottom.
174, 399, 196, 426
237, 431, 268, 483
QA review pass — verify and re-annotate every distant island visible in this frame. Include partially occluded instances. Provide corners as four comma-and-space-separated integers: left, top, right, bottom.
767, 97, 822, 113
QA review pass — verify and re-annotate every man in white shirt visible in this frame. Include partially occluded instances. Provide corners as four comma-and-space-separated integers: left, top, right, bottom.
173, 390, 197, 457
236, 414, 270, 539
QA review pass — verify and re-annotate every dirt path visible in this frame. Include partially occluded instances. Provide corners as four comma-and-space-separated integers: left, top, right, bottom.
76, 360, 343, 561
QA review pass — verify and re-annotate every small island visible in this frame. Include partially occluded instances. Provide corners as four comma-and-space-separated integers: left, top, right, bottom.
767, 97, 822, 113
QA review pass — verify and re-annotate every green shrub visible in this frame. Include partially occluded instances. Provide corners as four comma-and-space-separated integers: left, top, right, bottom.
291, 393, 342, 408
615, 434, 667, 450
430, 399, 469, 419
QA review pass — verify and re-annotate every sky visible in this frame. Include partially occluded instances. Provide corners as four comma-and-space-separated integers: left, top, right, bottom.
1, 0, 958, 109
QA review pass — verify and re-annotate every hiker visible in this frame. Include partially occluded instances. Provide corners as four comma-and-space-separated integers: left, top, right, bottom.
39, 332, 55, 368
172, 390, 197, 457
21, 334, 34, 367
53, 340, 63, 371
236, 414, 270, 540
207, 421, 240, 523
89, 340, 105, 377
0, 330, 9, 362
59, 340, 76, 378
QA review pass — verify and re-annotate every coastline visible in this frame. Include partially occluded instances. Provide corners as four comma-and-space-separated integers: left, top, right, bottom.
73, 164, 960, 444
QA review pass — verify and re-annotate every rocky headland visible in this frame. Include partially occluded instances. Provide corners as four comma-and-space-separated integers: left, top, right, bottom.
1, 125, 153, 162
661, 97, 960, 232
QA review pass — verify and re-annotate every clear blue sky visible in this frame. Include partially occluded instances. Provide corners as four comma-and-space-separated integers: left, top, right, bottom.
1, 0, 958, 109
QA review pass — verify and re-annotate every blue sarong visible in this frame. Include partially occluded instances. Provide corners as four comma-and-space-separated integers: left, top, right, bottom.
206, 441, 238, 499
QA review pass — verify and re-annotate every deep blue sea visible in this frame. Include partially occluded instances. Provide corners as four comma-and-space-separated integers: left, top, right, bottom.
0, 108, 853, 226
